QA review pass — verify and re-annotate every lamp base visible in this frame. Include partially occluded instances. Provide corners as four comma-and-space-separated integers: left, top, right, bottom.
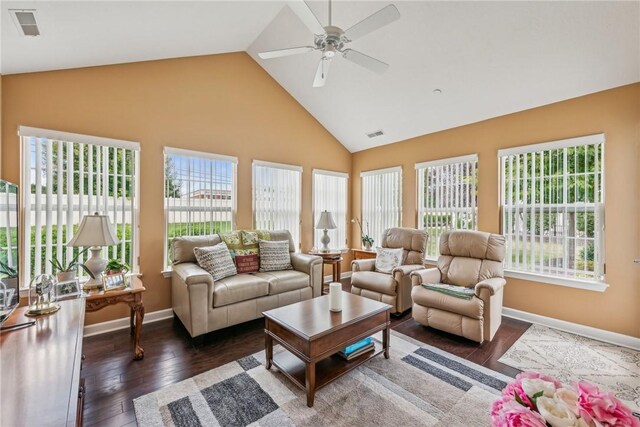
84, 246, 107, 290
320, 230, 331, 252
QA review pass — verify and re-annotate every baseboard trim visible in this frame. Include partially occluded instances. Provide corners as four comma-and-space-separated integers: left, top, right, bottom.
323, 271, 352, 282
503, 307, 640, 351
83, 308, 174, 337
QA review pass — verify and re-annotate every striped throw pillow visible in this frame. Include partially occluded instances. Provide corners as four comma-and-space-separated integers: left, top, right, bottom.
193, 242, 237, 281
258, 240, 293, 272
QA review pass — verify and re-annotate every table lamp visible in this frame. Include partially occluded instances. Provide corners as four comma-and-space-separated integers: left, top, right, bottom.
67, 212, 120, 289
316, 210, 337, 252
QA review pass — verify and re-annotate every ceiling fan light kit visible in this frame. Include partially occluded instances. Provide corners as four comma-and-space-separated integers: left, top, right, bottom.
258, 0, 400, 87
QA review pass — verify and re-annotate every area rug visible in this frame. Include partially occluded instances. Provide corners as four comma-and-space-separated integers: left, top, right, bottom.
498, 324, 640, 413
134, 331, 513, 426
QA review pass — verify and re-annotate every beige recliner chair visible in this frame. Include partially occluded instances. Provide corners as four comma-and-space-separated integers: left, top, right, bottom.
410, 230, 506, 343
351, 227, 427, 314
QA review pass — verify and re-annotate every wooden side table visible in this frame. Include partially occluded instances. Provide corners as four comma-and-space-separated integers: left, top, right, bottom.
85, 276, 146, 360
307, 250, 343, 295
352, 248, 377, 260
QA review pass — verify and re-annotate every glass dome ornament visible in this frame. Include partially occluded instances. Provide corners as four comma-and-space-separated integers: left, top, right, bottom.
26, 274, 60, 316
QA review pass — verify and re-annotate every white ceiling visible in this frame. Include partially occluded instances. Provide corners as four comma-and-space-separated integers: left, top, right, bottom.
2, 1, 639, 153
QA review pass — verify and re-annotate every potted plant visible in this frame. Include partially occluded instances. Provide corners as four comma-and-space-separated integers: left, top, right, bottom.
49, 248, 95, 282
105, 259, 130, 275
352, 217, 374, 250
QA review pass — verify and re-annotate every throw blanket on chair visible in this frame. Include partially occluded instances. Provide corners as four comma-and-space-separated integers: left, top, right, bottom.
422, 283, 475, 300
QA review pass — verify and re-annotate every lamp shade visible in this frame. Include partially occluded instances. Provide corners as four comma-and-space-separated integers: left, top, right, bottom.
316, 211, 337, 230
67, 212, 120, 247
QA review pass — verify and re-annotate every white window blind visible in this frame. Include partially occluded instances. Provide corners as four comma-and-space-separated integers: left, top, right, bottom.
499, 134, 605, 283
416, 154, 478, 259
20, 127, 140, 284
360, 166, 402, 246
313, 170, 348, 250
164, 147, 237, 268
253, 161, 302, 250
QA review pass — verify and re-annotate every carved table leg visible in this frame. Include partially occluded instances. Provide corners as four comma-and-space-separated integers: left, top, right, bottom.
129, 308, 134, 336
130, 299, 145, 360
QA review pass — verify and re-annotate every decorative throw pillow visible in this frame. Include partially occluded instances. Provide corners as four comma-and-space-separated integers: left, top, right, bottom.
235, 254, 260, 274
375, 247, 404, 274
259, 240, 292, 272
193, 242, 237, 281
219, 231, 243, 257
239, 230, 271, 256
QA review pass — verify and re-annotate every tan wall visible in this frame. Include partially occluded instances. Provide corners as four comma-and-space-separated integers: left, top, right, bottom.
352, 83, 640, 338
1, 52, 352, 325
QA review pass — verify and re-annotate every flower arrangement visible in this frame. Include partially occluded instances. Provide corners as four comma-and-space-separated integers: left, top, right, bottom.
492, 372, 639, 427
351, 217, 374, 249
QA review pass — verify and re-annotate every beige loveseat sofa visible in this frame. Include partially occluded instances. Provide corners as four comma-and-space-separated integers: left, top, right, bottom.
410, 230, 506, 343
171, 230, 323, 337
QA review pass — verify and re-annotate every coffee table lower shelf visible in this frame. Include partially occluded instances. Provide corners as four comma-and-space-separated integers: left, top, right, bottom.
271, 342, 383, 393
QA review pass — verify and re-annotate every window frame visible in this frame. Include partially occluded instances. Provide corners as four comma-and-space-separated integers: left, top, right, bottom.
19, 126, 141, 288
162, 147, 238, 273
498, 133, 607, 292
312, 169, 349, 251
415, 154, 478, 261
360, 166, 403, 246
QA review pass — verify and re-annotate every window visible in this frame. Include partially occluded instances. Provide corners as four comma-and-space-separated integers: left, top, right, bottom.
416, 154, 478, 259
164, 148, 237, 268
20, 127, 140, 284
253, 160, 302, 250
360, 166, 402, 246
499, 134, 605, 284
313, 169, 348, 250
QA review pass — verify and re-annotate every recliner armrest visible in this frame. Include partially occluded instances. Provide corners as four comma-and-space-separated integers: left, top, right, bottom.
392, 264, 424, 278
352, 259, 376, 272
290, 253, 322, 275
172, 262, 213, 287
474, 277, 506, 297
410, 267, 441, 287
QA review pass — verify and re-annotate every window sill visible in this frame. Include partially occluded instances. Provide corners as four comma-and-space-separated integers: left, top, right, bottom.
162, 269, 172, 279
504, 270, 609, 292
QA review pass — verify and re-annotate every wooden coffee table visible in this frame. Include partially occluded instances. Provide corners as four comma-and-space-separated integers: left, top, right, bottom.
263, 292, 391, 407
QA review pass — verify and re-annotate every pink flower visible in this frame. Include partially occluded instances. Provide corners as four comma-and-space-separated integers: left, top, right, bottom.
492, 400, 548, 427
576, 381, 640, 427
502, 372, 562, 409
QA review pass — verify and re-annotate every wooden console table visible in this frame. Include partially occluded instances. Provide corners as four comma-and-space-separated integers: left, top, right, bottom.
85, 276, 146, 360
352, 248, 376, 260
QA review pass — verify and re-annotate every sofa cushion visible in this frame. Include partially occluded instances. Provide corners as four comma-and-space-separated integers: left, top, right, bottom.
193, 243, 237, 281
213, 274, 269, 307
259, 240, 293, 272
253, 271, 309, 295
172, 234, 222, 264
411, 284, 483, 319
351, 271, 397, 296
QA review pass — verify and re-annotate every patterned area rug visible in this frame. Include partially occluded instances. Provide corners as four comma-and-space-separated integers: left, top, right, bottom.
499, 324, 640, 412
134, 331, 513, 426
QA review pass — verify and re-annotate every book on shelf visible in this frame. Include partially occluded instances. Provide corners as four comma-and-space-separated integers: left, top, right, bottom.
342, 337, 373, 355
338, 342, 375, 360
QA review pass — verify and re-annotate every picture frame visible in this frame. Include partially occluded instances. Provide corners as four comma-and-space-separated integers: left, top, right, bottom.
102, 272, 128, 292
55, 279, 81, 299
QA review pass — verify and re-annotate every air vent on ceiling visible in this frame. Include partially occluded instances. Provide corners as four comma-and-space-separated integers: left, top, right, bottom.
366, 130, 384, 139
10, 9, 40, 37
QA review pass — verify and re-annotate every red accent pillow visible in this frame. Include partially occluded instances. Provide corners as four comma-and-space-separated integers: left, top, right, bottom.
235, 254, 259, 273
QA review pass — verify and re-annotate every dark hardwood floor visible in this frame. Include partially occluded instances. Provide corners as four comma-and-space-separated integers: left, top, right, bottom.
82, 279, 531, 426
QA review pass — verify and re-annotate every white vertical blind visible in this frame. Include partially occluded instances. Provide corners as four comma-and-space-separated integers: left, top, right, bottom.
499, 134, 605, 282
313, 169, 348, 250
21, 131, 139, 284
360, 166, 402, 246
253, 160, 302, 250
164, 147, 237, 268
416, 154, 478, 259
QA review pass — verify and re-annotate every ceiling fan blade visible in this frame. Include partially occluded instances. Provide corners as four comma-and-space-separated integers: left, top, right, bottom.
343, 4, 400, 42
258, 46, 315, 59
313, 58, 331, 87
288, 1, 325, 36
342, 49, 389, 74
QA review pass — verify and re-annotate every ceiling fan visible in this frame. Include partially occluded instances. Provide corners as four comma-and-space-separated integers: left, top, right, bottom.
258, 0, 400, 87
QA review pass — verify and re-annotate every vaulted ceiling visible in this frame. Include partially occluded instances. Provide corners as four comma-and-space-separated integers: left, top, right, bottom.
2, 1, 639, 152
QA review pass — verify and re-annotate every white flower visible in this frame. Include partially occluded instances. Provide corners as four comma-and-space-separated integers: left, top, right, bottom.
521, 378, 557, 398
537, 396, 590, 427
554, 388, 579, 414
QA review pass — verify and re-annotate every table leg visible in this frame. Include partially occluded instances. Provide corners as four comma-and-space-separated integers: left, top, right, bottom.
265, 332, 273, 370
129, 308, 134, 336
336, 261, 341, 283
383, 321, 390, 359
132, 301, 145, 360
306, 361, 316, 407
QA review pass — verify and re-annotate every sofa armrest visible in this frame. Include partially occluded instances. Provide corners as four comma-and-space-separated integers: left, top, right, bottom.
290, 253, 323, 297
392, 264, 424, 278
352, 259, 376, 272
172, 262, 213, 287
474, 277, 506, 297
410, 267, 442, 287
